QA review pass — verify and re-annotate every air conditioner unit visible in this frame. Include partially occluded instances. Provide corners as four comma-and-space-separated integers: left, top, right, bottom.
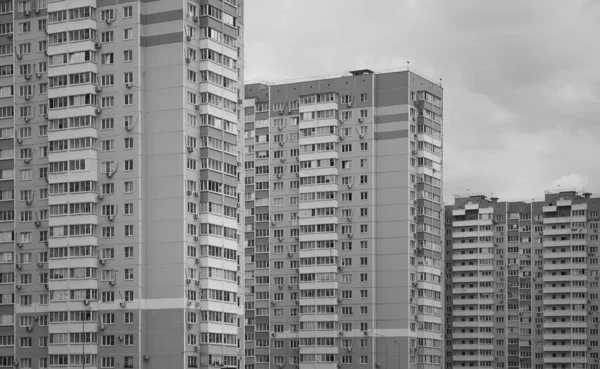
185, 57, 191, 64
194, 236, 199, 241
36, 72, 41, 78
16, 263, 21, 269
24, 116, 31, 122
279, 141, 284, 146
288, 252, 293, 257
280, 158, 286, 163
271, 332, 276, 337
120, 301, 126, 308
99, 324, 105, 330
106, 19, 113, 25
187, 146, 194, 153
339, 136, 345, 141
411, 150, 418, 155
108, 215, 115, 222
16, 284, 21, 289
95, 107, 102, 114
193, 16, 199, 22
109, 280, 115, 286
270, 301, 276, 306
288, 285, 293, 289
37, 262, 43, 267
186, 36, 192, 41
194, 104, 200, 110
193, 213, 199, 219
95, 85, 102, 92
125, 82, 132, 89
34, 221, 40, 227
143, 355, 150, 361
194, 258, 200, 265
358, 118, 364, 123
99, 259, 106, 265
276, 174, 282, 178
339, 331, 344, 336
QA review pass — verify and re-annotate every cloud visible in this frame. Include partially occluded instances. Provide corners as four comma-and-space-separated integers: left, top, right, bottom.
245, 0, 600, 202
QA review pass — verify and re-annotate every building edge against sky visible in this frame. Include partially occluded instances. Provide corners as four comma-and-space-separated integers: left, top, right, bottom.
0, 1, 245, 369
445, 190, 600, 369
243, 69, 444, 369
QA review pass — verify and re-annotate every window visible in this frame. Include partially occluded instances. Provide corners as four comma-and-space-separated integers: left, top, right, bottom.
124, 181, 134, 193
123, 28, 132, 40
123, 6, 133, 18
101, 31, 113, 43
124, 137, 133, 149
124, 160, 133, 171
124, 225, 134, 237
124, 94, 133, 105
123, 50, 133, 62
124, 72, 133, 84
360, 93, 368, 102
124, 247, 133, 258
101, 53, 114, 65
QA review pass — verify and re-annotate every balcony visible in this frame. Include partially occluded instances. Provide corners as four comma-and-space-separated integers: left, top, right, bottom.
452, 242, 493, 250
543, 344, 576, 352
544, 262, 587, 271
452, 287, 493, 295
451, 332, 493, 340
452, 264, 493, 272
452, 344, 494, 351
543, 286, 587, 294
544, 274, 587, 282
452, 298, 493, 306
543, 309, 586, 317
452, 309, 494, 317
543, 251, 587, 259
544, 228, 575, 236
452, 219, 493, 228
452, 231, 493, 239
543, 356, 587, 364
452, 276, 494, 284
543, 321, 586, 329
543, 333, 587, 341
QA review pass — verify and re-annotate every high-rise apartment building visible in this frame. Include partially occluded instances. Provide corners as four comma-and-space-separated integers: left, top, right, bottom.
243, 69, 444, 369
445, 191, 600, 369
0, 1, 244, 368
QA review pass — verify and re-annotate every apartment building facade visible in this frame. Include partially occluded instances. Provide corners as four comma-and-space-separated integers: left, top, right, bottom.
243, 69, 444, 369
0, 1, 244, 369
445, 191, 600, 369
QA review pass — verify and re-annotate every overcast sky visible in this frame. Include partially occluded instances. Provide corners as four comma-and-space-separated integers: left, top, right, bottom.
244, 0, 600, 204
